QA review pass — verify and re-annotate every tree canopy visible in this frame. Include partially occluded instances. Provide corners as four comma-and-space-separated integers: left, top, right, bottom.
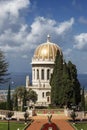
13, 86, 37, 111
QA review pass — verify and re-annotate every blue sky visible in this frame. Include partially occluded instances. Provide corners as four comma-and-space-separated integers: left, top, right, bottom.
0, 0, 87, 74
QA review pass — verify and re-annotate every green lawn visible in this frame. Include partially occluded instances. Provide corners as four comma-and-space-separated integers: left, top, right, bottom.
0, 121, 26, 130
74, 123, 87, 130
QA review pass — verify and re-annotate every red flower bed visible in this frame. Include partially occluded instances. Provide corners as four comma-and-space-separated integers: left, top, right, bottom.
40, 122, 59, 130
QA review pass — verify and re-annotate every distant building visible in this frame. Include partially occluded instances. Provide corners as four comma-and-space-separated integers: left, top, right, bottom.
26, 35, 62, 106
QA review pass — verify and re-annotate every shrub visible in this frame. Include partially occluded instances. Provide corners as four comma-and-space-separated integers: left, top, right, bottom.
24, 112, 29, 123
70, 110, 77, 122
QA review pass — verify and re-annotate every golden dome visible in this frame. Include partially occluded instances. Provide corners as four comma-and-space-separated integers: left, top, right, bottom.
33, 35, 62, 60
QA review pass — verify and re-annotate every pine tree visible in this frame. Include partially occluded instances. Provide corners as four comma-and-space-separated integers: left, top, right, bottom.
50, 51, 63, 106
0, 50, 9, 84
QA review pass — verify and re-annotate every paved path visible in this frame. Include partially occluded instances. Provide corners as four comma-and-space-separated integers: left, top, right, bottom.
26, 115, 74, 130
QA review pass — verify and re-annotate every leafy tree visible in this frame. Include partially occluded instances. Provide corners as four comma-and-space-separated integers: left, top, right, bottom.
15, 86, 25, 99
13, 86, 37, 111
6, 84, 13, 110
0, 50, 9, 84
13, 86, 25, 111
50, 51, 63, 106
27, 89, 37, 104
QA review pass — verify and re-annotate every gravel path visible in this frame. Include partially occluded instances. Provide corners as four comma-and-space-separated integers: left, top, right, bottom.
26, 115, 74, 130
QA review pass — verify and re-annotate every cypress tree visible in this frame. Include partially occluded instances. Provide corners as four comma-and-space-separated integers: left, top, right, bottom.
50, 52, 81, 108
50, 50, 63, 106
6, 84, 13, 110
61, 62, 73, 107
68, 61, 81, 106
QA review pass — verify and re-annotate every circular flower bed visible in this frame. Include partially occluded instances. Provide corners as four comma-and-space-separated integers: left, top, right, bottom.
40, 122, 59, 130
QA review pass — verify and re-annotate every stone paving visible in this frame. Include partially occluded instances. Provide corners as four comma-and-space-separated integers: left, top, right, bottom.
26, 115, 74, 130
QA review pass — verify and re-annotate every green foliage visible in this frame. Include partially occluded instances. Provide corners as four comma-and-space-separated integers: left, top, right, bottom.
26, 89, 37, 103
0, 102, 7, 110
70, 110, 77, 122
6, 84, 13, 110
13, 86, 37, 111
50, 51, 81, 108
61, 62, 73, 107
15, 86, 25, 99
68, 61, 81, 106
22, 88, 27, 111
6, 111, 14, 118
81, 87, 85, 111
13, 93, 18, 111
24, 111, 29, 122
85, 95, 87, 111
50, 51, 63, 106
13, 86, 26, 111
0, 50, 9, 84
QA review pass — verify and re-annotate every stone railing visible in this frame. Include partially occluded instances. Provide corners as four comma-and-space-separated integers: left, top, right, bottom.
0, 109, 35, 121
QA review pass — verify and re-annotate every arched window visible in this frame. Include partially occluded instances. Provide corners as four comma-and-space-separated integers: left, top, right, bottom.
47, 69, 50, 80
47, 97, 49, 102
42, 92, 44, 98
41, 69, 44, 80
37, 69, 39, 79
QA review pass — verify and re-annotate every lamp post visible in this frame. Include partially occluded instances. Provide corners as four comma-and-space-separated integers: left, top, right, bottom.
6, 111, 14, 130
6, 117, 11, 130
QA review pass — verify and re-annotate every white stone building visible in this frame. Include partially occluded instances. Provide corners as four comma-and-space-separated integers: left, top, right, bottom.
26, 35, 62, 106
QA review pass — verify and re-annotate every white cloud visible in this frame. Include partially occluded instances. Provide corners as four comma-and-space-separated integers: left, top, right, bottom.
74, 33, 87, 50
0, 0, 30, 27
79, 16, 87, 24
0, 0, 30, 17
30, 17, 74, 36
56, 18, 74, 35
0, 16, 74, 54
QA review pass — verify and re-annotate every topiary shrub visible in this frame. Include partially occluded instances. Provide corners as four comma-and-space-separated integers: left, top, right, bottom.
70, 110, 77, 122
24, 111, 29, 123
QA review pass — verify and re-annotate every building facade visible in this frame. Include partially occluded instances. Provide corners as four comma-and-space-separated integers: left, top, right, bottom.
26, 35, 62, 106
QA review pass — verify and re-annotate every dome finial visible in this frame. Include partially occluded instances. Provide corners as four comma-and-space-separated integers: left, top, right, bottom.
47, 34, 50, 42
